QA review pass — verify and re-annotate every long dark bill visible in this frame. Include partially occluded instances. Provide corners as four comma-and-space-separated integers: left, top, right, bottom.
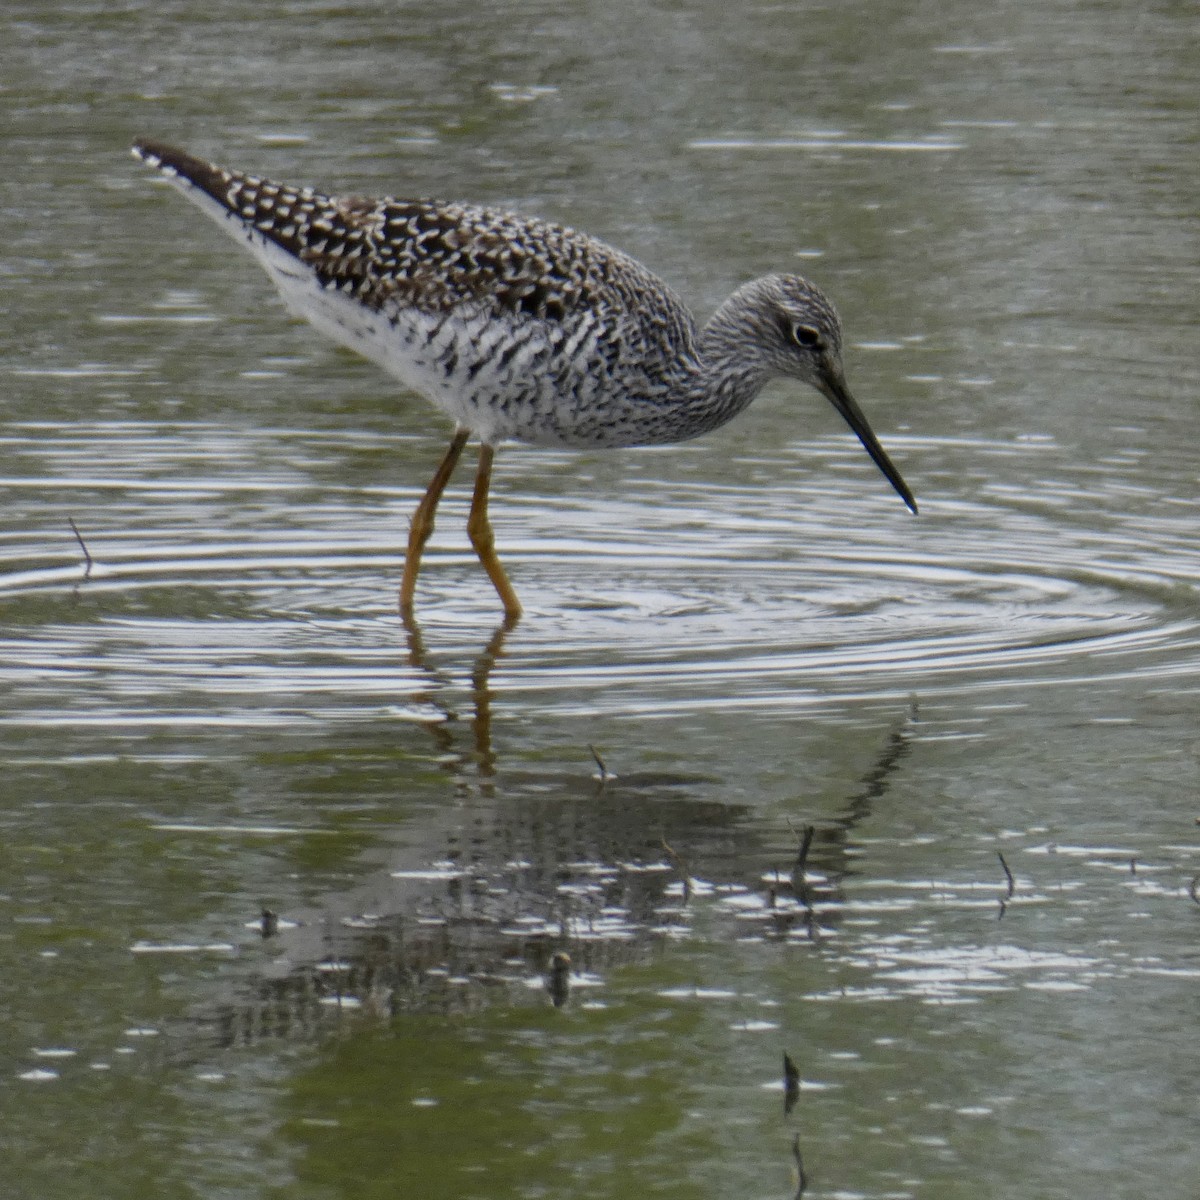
818, 373, 918, 514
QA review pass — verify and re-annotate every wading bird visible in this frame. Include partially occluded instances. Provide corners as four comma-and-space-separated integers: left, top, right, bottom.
132, 140, 916, 621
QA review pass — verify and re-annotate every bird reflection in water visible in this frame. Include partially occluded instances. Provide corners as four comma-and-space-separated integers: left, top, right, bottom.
399, 612, 516, 786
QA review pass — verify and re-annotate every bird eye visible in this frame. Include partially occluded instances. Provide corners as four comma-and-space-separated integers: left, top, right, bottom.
791, 323, 822, 349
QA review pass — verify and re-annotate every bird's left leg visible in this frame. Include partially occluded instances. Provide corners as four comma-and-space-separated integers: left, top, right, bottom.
467, 442, 523, 622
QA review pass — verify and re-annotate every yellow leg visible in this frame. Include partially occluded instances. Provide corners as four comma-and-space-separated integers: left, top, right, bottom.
399, 426, 470, 618
468, 442, 523, 622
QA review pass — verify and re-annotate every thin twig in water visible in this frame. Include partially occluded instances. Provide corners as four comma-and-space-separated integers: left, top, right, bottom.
997, 851, 1015, 900
1189, 875, 1200, 907
548, 950, 572, 1008
783, 1051, 800, 1116
588, 744, 610, 783
791, 1133, 808, 1199
788, 821, 816, 903
794, 824, 815, 875
68, 517, 93, 579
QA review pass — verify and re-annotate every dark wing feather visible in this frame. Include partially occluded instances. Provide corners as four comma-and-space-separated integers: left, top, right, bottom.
132, 139, 682, 328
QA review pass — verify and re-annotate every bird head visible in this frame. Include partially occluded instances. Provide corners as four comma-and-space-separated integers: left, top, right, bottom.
754, 274, 917, 514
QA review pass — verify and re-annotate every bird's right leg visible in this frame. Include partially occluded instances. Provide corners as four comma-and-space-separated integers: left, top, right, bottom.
399, 425, 470, 618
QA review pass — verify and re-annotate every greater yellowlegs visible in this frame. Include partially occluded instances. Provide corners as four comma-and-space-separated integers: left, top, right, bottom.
132, 139, 916, 621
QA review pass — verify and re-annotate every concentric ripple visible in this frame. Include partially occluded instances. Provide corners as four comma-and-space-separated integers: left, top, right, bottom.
1, 421, 1197, 730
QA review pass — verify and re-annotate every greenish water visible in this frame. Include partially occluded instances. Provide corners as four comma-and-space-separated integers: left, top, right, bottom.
2, 1, 1199, 1197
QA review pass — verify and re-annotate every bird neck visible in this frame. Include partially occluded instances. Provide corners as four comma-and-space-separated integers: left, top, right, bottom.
675, 293, 774, 437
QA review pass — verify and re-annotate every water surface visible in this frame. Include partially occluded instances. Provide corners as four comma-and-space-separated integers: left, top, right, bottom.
2, 2, 1198, 1197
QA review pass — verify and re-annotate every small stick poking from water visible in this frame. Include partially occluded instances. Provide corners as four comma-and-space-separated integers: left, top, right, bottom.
68, 517, 93, 579
547, 950, 572, 1008
793, 824, 815, 875
791, 1132, 808, 1198
996, 851, 1016, 920
783, 1051, 800, 1116
588, 744, 611, 783
997, 851, 1015, 899
788, 822, 816, 905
